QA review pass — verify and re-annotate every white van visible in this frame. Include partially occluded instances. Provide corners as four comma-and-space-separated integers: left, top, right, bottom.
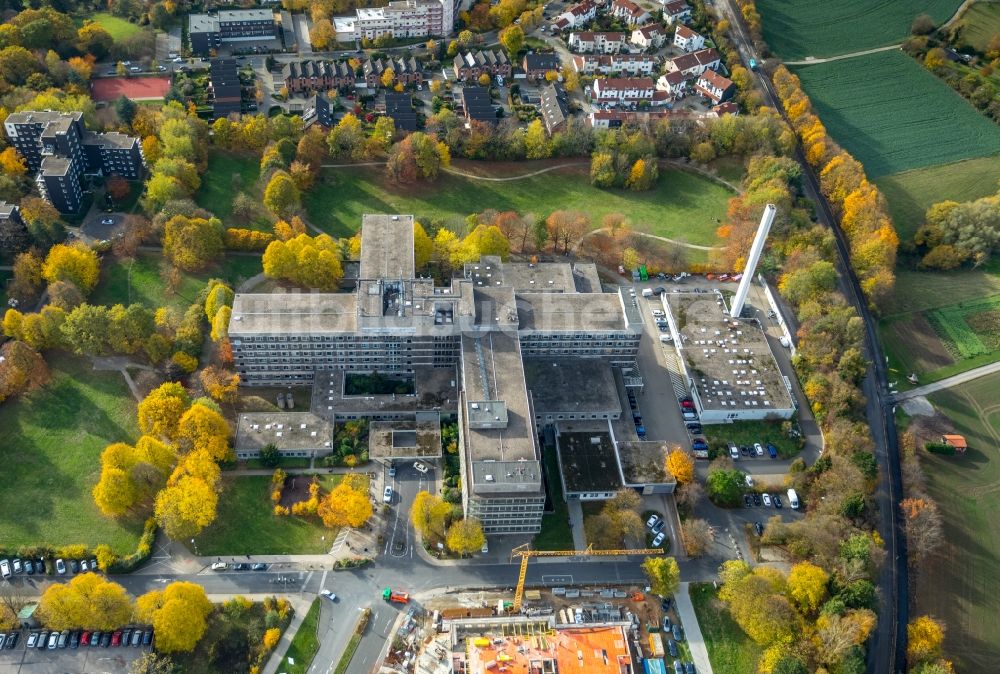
641, 288, 653, 298
787, 488, 800, 509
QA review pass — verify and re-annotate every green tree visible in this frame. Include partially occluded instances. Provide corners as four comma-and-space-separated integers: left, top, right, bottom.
263, 171, 300, 217
706, 468, 745, 507
590, 152, 616, 187
259, 443, 281, 468
499, 25, 524, 56
60, 304, 111, 355
115, 94, 138, 126
163, 215, 224, 271
642, 556, 680, 597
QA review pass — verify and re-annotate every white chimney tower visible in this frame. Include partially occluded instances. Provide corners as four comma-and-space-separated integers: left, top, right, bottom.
730, 203, 776, 318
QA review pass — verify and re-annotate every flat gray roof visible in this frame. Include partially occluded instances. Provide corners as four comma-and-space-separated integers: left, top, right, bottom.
664, 292, 794, 413
572, 263, 602, 293
523, 359, 621, 417
616, 441, 675, 486
39, 156, 72, 176
368, 419, 442, 458
556, 430, 622, 493
311, 367, 457, 417
230, 292, 357, 335
189, 13, 219, 33
516, 292, 631, 332
235, 412, 334, 452
218, 8, 274, 21
359, 214, 415, 280
6, 110, 81, 126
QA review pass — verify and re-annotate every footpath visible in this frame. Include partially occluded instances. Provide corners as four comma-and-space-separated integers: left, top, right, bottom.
674, 583, 714, 674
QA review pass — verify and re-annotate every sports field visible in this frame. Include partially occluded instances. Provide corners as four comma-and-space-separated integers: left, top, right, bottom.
757, 0, 961, 59
89, 12, 142, 41
304, 163, 733, 245
916, 372, 1000, 672
953, 1, 1000, 52
90, 76, 171, 102
790, 51, 1000, 177
875, 154, 1000, 238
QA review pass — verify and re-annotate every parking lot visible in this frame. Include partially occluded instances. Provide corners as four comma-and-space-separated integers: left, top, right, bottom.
0, 632, 149, 674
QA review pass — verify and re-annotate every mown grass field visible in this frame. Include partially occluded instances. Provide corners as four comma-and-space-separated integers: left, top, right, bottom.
757, 0, 961, 59
193, 474, 351, 555
917, 373, 1000, 672
88, 12, 142, 41
196, 151, 267, 227
281, 598, 321, 674
954, 1, 1000, 51
90, 251, 262, 311
875, 154, 1000, 238
790, 51, 1000, 178
304, 163, 732, 246
0, 354, 143, 554
689, 583, 761, 674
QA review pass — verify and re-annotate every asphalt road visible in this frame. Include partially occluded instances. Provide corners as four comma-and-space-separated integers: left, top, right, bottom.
718, 1, 906, 670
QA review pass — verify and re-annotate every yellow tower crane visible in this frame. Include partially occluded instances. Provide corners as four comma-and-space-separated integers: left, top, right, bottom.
510, 543, 663, 612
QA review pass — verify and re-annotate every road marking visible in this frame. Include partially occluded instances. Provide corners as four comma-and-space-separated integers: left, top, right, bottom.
541, 575, 573, 584
320, 569, 328, 591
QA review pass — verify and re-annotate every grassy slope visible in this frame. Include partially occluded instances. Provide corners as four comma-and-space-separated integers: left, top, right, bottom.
875, 154, 1000, 239
90, 252, 262, 311
89, 12, 142, 41
956, 1, 1000, 51
282, 598, 322, 674
304, 164, 732, 245
790, 51, 1000, 178
0, 354, 142, 553
196, 151, 264, 226
193, 475, 349, 555
689, 583, 761, 674
920, 373, 1000, 672
757, 0, 961, 59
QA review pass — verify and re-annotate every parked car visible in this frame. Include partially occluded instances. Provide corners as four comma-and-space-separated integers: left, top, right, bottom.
24, 559, 34, 575
233, 563, 250, 571
773, 494, 783, 509
674, 661, 683, 674
667, 639, 678, 657
685, 423, 702, 433
646, 514, 661, 530
142, 630, 153, 646
662, 616, 671, 631
131, 629, 142, 647
753, 443, 764, 457
122, 628, 132, 645
5, 632, 18, 649
100, 632, 111, 647
12, 559, 22, 573
100, 217, 115, 225
37, 631, 49, 649
729, 445, 740, 460
0, 560, 10, 578
752, 493, 762, 507
81, 631, 91, 646
652, 518, 665, 533
413, 461, 429, 474
58, 630, 69, 648
692, 438, 708, 451
652, 532, 666, 547
70, 631, 80, 648
383, 486, 393, 503
70, 559, 80, 573
388, 463, 396, 477
744, 474, 754, 488
321, 589, 337, 601
743, 494, 753, 508
36, 558, 46, 574
80, 560, 89, 572
27, 632, 38, 648
47, 631, 59, 649
211, 561, 227, 571
762, 493, 772, 507
251, 562, 267, 571
766, 443, 778, 459
672, 624, 683, 642
685, 663, 696, 674
754, 521, 764, 537
90, 631, 101, 647
55, 559, 66, 575
90, 558, 98, 571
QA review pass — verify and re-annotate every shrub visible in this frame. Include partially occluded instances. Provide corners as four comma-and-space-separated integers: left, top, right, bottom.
109, 518, 157, 573
924, 442, 956, 455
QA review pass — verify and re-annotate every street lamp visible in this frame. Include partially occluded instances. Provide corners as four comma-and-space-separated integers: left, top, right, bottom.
191, 538, 199, 555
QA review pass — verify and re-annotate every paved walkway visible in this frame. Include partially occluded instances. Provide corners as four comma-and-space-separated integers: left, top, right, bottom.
674, 582, 714, 674
567, 501, 587, 550
890, 360, 1000, 401
260, 595, 314, 674
783, 43, 901, 65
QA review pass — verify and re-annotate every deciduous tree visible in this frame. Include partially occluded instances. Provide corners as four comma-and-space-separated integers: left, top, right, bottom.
262, 233, 344, 290
163, 215, 224, 271
446, 518, 486, 555
136, 582, 212, 653
665, 448, 694, 484
155, 475, 219, 539
175, 402, 231, 461
681, 518, 712, 556
787, 561, 828, 613
200, 366, 240, 404
642, 556, 680, 597
38, 574, 134, 631
410, 490, 451, 541
138, 382, 191, 439
317, 478, 373, 528
908, 615, 945, 664
263, 170, 300, 217
42, 243, 100, 294
0, 340, 49, 403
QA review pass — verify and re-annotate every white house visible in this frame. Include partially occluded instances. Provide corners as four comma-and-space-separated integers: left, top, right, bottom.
630, 24, 666, 49
664, 47, 721, 77
662, 0, 692, 25
592, 76, 656, 105
569, 31, 627, 53
553, 0, 597, 31
573, 53, 657, 76
673, 25, 705, 52
656, 70, 688, 96
695, 69, 735, 104
610, 0, 651, 26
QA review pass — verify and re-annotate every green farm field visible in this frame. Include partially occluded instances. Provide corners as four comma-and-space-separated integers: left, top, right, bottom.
0, 354, 143, 554
304, 163, 733, 246
875, 154, 1000, 238
953, 1, 1000, 52
757, 0, 961, 59
916, 372, 1000, 672
88, 13, 142, 41
791, 51, 1000, 177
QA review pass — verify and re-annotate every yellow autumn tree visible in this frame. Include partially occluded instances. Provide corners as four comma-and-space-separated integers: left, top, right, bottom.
786, 561, 828, 613
136, 581, 213, 653
410, 490, 451, 541
138, 382, 191, 439
317, 478, 372, 528
42, 243, 100, 294
446, 518, 486, 555
175, 402, 231, 461
907, 615, 945, 664
665, 448, 695, 484
155, 474, 219, 539
38, 573, 134, 631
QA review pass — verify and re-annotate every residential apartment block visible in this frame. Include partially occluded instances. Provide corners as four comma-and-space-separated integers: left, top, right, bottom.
673, 24, 705, 51
227, 215, 644, 533
630, 24, 666, 50
609, 0, 651, 26
664, 47, 721, 77
553, 0, 598, 31
695, 69, 735, 104
189, 9, 277, 55
661, 0, 692, 24
591, 77, 657, 104
209, 58, 242, 119
333, 0, 455, 41
573, 53, 657, 76
568, 31, 627, 54
4, 110, 143, 213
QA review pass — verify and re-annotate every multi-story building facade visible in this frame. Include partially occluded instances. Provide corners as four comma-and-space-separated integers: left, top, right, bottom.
630, 24, 666, 50
664, 47, 721, 77
336, 0, 454, 41
283, 60, 356, 94
573, 53, 658, 76
189, 9, 277, 55
591, 77, 657, 105
673, 24, 704, 52
552, 0, 598, 31
610, 0, 651, 26
363, 56, 424, 87
4, 111, 143, 213
695, 69, 735, 104
568, 31, 627, 54
228, 215, 644, 534
453, 50, 511, 82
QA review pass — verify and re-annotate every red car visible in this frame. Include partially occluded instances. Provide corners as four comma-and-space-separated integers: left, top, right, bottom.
80, 632, 91, 646
680, 400, 694, 409
111, 631, 122, 647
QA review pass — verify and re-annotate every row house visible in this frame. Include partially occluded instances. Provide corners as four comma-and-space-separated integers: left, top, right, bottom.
661, 0, 692, 25
664, 47, 721, 77
523, 53, 563, 80
589, 108, 674, 128
568, 31, 627, 54
282, 60, 356, 94
695, 69, 735, 104
364, 56, 424, 87
591, 77, 656, 105
630, 24, 666, 49
655, 70, 688, 97
453, 50, 511, 82
552, 0, 598, 31
609, 0, 651, 26
673, 24, 705, 52
572, 53, 657, 76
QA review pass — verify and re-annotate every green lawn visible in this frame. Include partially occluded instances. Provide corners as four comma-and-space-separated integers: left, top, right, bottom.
0, 353, 143, 554
193, 475, 352, 555
534, 443, 574, 551
87, 12, 142, 41
703, 420, 802, 459
281, 598, 321, 674
954, 1, 1000, 51
875, 154, 1000, 238
689, 583, 761, 674
196, 151, 265, 227
918, 373, 1000, 672
757, 0, 962, 59
304, 164, 733, 245
90, 251, 262, 311
791, 51, 1000, 177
